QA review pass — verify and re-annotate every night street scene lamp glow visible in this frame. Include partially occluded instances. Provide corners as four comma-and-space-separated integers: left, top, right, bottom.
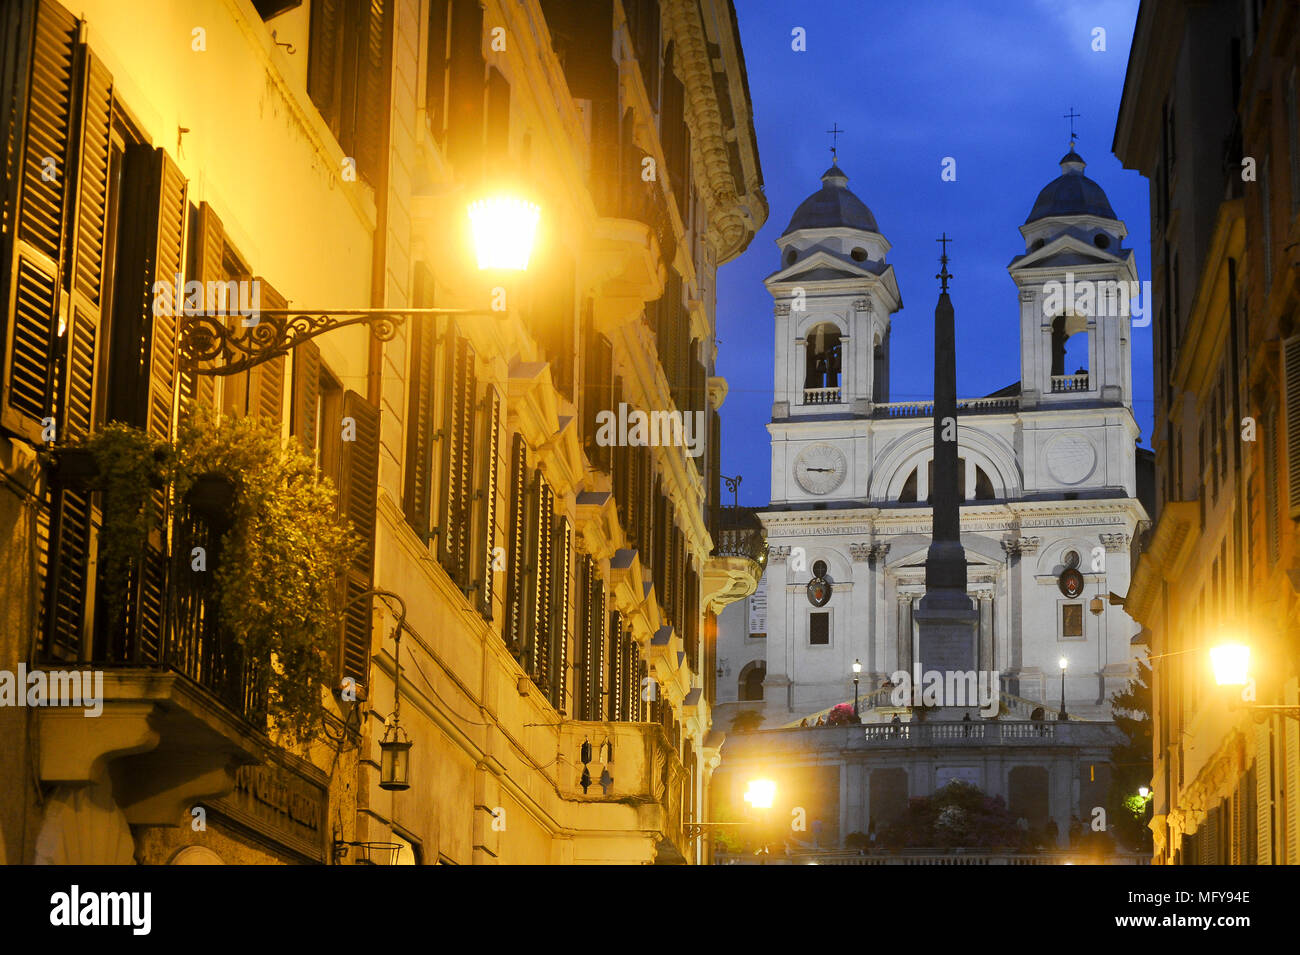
1211, 643, 1251, 687
743, 779, 776, 810
468, 196, 541, 270
379, 723, 413, 791
852, 659, 862, 674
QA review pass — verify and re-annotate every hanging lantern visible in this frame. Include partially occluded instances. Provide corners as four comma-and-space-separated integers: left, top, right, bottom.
467, 195, 540, 271
1089, 595, 1105, 615
379, 722, 412, 791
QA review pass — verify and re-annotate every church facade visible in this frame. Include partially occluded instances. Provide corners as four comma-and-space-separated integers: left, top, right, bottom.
717, 149, 1153, 729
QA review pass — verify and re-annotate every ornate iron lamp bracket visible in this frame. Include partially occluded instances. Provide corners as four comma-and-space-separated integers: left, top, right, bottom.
180, 307, 491, 376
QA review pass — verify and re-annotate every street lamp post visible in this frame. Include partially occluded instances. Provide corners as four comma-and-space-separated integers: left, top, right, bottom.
743, 778, 776, 864
1211, 642, 1300, 719
852, 659, 862, 717
1058, 656, 1068, 721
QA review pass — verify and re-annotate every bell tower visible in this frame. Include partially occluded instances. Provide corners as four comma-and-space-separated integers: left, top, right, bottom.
1010, 145, 1138, 409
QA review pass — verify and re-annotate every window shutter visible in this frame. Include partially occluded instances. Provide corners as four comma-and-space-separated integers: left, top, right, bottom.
609, 610, 623, 721
504, 434, 529, 653
337, 389, 380, 692
291, 339, 321, 456
44, 39, 114, 662
1, 0, 79, 443
351, 0, 389, 182
1284, 337, 1300, 518
583, 310, 613, 471
437, 330, 475, 588
549, 514, 571, 712
402, 266, 434, 534
474, 385, 501, 619
592, 573, 605, 720
526, 472, 554, 681
307, 0, 345, 129
179, 201, 224, 418
446, 0, 485, 173
248, 278, 286, 426
577, 553, 594, 718
425, 0, 451, 142
1258, 722, 1274, 864
1287, 678, 1300, 864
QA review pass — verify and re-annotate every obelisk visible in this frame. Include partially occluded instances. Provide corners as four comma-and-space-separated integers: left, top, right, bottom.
913, 235, 978, 679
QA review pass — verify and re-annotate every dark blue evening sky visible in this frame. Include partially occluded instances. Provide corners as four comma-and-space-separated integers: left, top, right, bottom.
715, 0, 1150, 508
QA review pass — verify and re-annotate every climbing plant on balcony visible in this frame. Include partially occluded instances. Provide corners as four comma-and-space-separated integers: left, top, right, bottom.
68, 410, 358, 743
175, 409, 359, 743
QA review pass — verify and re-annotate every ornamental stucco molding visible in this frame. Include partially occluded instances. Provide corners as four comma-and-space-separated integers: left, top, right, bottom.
1100, 532, 1131, 552
664, 0, 765, 262
769, 546, 792, 563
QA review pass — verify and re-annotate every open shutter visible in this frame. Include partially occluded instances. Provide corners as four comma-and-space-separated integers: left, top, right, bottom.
402, 315, 433, 535
291, 339, 321, 457
576, 554, 593, 718
503, 434, 528, 653
527, 472, 554, 681
44, 40, 114, 661
307, 0, 345, 129
351, 0, 389, 182
474, 385, 501, 618
1258, 722, 1275, 864
1, 0, 78, 442
437, 329, 474, 588
425, 0, 451, 142
180, 201, 223, 417
592, 573, 605, 720
609, 610, 623, 721
248, 278, 286, 426
1287, 678, 1300, 863
338, 389, 379, 692
1284, 336, 1300, 517
550, 515, 572, 712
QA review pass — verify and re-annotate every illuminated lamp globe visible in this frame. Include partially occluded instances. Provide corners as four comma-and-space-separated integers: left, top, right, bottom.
468, 196, 540, 271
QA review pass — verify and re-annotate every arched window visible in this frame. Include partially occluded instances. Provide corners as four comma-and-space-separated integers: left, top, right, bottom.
872, 337, 886, 402
1050, 315, 1089, 392
804, 323, 842, 398
738, 661, 766, 701
899, 467, 918, 502
975, 466, 995, 500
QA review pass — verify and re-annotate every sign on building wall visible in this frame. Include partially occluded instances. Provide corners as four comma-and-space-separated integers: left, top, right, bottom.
748, 577, 767, 638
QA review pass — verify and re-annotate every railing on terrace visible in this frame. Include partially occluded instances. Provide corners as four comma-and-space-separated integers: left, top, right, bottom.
873, 395, 1020, 418
803, 386, 841, 405
860, 720, 1059, 743
1050, 372, 1089, 393
713, 506, 768, 567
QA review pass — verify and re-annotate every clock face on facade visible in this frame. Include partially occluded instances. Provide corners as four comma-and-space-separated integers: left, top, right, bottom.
793, 444, 848, 495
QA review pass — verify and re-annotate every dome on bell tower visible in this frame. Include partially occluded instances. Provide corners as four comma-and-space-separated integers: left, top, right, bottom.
1024, 147, 1117, 224
782, 162, 880, 236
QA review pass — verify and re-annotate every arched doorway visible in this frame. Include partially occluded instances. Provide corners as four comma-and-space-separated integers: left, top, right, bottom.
738, 661, 766, 701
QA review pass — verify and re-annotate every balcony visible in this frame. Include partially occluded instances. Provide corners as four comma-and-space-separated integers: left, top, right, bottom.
803, 386, 841, 405
1050, 372, 1090, 393
704, 506, 767, 613
872, 395, 1021, 418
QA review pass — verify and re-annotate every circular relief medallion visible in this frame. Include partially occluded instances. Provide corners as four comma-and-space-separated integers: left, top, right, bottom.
793, 444, 848, 495
1058, 568, 1085, 598
1045, 434, 1096, 485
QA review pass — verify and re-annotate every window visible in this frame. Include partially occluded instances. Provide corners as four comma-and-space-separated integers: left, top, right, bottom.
809, 611, 830, 645
804, 323, 842, 392
306, 0, 392, 184
738, 661, 765, 701
1061, 603, 1084, 639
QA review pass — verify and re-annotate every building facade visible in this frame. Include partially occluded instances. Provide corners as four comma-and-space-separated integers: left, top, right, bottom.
715, 153, 1151, 729
1117, 0, 1300, 865
0, 0, 765, 865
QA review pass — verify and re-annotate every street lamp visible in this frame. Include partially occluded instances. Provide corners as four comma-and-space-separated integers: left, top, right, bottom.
852, 659, 862, 717
180, 193, 539, 376
1138, 786, 1150, 799
467, 195, 541, 270
744, 778, 776, 810
1210, 641, 1300, 719
1058, 656, 1068, 721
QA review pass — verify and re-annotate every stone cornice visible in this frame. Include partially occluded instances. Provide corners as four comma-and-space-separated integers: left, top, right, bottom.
664, 0, 766, 263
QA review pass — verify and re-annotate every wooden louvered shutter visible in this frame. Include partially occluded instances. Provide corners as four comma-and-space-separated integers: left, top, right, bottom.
526, 472, 554, 681
437, 330, 475, 588
402, 266, 434, 534
1284, 337, 1300, 517
584, 313, 613, 471
474, 386, 501, 618
307, 0, 345, 129
109, 145, 187, 662
549, 514, 572, 712
44, 38, 114, 661
1, 0, 78, 443
337, 390, 380, 692
609, 611, 623, 721
291, 340, 321, 456
248, 278, 286, 426
351, 0, 389, 183
1257, 722, 1274, 864
504, 434, 529, 652
484, 66, 509, 159
708, 408, 720, 540
446, 0, 485, 173
577, 554, 595, 718
180, 201, 223, 417
592, 575, 606, 720
1287, 678, 1300, 863
425, 0, 451, 143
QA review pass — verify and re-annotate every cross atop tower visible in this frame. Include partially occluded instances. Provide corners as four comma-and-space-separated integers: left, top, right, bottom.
936, 232, 953, 292
1063, 107, 1081, 147
827, 122, 844, 163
